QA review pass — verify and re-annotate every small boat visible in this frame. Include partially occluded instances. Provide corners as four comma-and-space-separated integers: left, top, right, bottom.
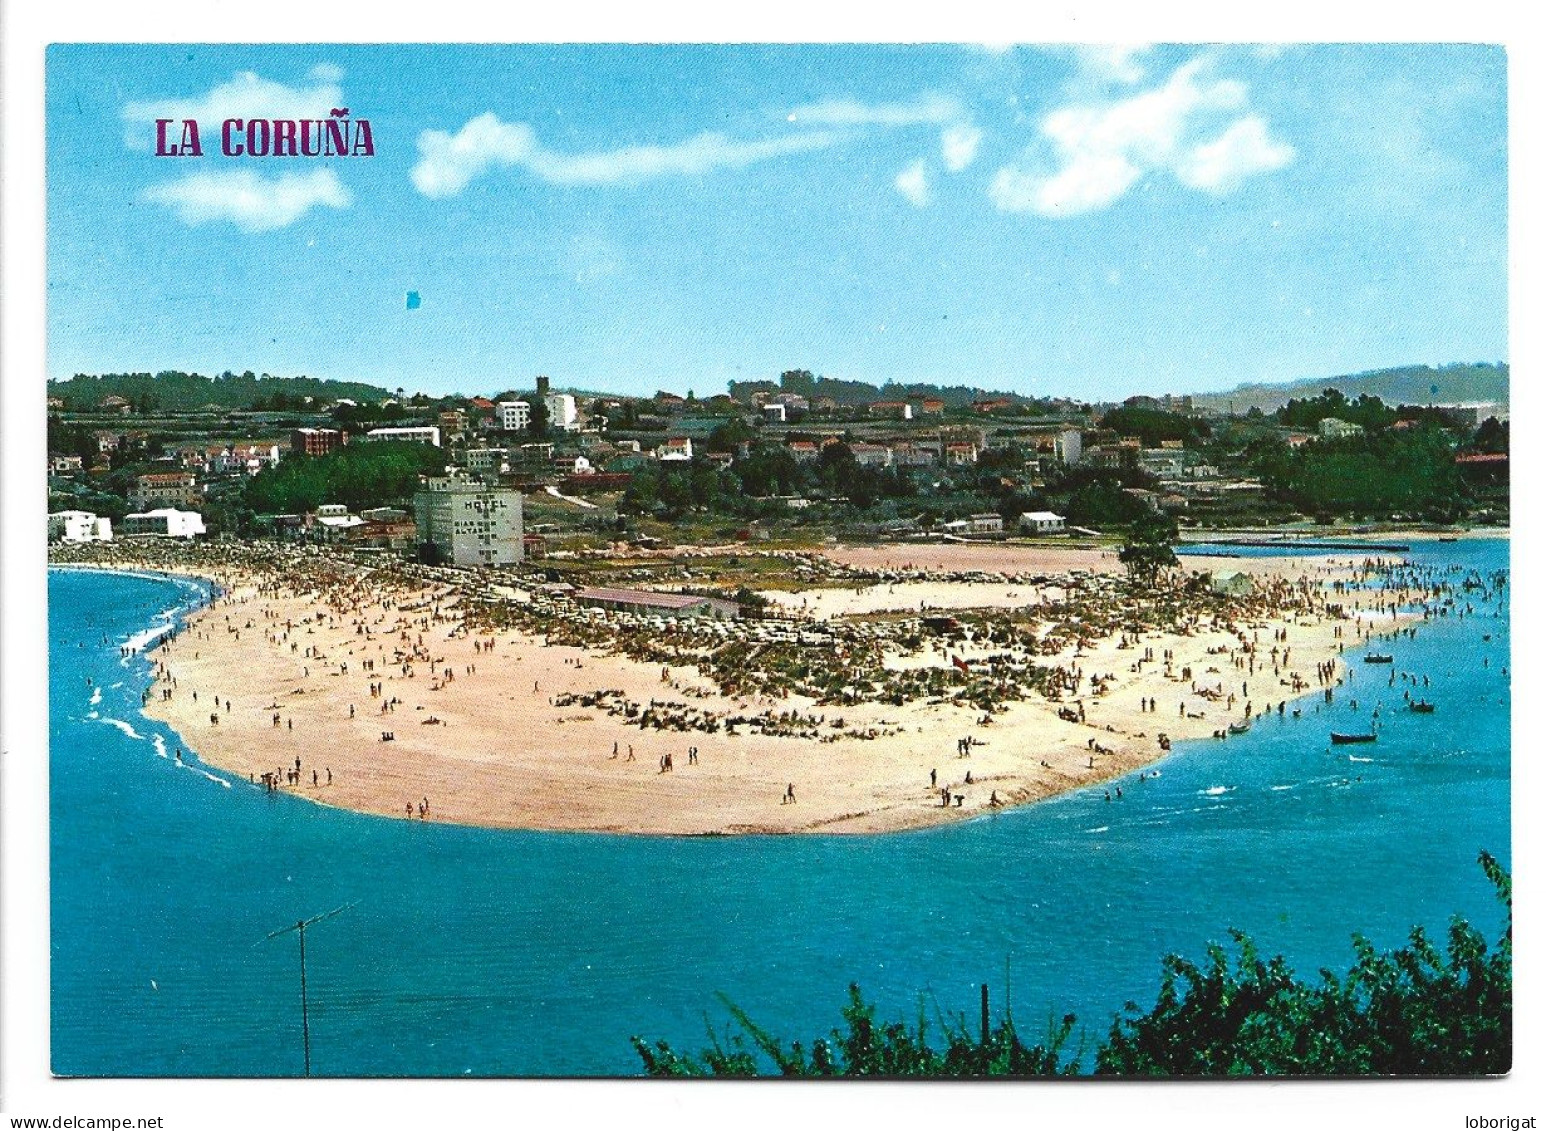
1227, 721, 1251, 736
1409, 701, 1436, 714
1363, 653, 1394, 664
1331, 731, 1378, 744
1438, 535, 1459, 543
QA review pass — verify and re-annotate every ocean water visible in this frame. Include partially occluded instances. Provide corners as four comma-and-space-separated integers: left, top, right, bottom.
49, 540, 1510, 1077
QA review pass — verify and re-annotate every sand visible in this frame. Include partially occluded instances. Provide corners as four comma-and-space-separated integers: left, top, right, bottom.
116, 544, 1424, 837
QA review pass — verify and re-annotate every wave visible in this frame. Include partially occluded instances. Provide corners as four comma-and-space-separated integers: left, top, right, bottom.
1348, 755, 1374, 763
120, 624, 175, 655
98, 717, 144, 741
1200, 785, 1233, 797
151, 734, 169, 759
1270, 784, 1296, 791
88, 687, 102, 706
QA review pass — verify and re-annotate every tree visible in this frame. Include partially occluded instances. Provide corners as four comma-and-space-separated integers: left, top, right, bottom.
1119, 511, 1179, 584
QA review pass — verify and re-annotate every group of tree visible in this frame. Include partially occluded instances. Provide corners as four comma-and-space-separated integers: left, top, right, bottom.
1276, 388, 1399, 432
47, 371, 390, 413
1253, 424, 1465, 521
633, 852, 1509, 1077
727, 369, 1056, 412
1099, 405, 1211, 447
242, 441, 445, 514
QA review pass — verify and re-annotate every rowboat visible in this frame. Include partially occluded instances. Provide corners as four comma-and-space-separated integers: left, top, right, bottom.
1363, 654, 1394, 664
1409, 701, 1436, 714
1227, 721, 1252, 736
1330, 731, 1378, 744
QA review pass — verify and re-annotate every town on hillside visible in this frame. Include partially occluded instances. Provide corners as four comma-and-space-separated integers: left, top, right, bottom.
47, 365, 1509, 570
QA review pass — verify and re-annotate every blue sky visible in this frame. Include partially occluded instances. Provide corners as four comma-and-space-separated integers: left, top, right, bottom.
46, 43, 1507, 400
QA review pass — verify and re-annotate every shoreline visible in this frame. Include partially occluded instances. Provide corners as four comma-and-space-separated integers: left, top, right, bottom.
54, 541, 1453, 837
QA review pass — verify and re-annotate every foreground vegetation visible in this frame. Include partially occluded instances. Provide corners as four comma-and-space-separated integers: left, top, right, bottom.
633, 852, 1510, 1077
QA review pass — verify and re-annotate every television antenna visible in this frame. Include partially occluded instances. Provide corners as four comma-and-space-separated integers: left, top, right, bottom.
263, 901, 357, 1076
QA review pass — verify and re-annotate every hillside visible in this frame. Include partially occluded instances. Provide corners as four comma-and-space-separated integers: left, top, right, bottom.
48, 371, 393, 413
1187, 363, 1508, 416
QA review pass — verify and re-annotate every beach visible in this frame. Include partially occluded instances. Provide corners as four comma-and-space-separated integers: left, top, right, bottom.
67, 540, 1437, 835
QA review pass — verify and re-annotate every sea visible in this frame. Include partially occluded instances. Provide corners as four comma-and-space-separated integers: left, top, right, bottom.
49, 538, 1510, 1077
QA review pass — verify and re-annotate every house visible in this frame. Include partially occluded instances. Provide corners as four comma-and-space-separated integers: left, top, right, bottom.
919, 398, 946, 416
869, 401, 913, 420
761, 403, 788, 423
786, 441, 819, 462
849, 442, 892, 467
658, 437, 694, 462
944, 442, 978, 467
48, 453, 84, 474
1018, 511, 1066, 534
545, 393, 580, 431
100, 395, 133, 415
292, 428, 346, 457
121, 508, 205, 538
1318, 417, 1364, 440
48, 510, 112, 542
131, 471, 199, 510
439, 409, 469, 441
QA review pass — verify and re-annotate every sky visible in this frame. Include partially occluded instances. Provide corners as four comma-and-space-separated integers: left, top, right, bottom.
45, 43, 1507, 401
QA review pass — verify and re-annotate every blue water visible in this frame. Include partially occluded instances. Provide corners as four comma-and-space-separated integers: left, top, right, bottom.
49, 541, 1511, 1077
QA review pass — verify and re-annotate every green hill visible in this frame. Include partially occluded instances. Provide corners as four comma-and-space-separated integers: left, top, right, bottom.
1188, 363, 1507, 416
48, 371, 393, 413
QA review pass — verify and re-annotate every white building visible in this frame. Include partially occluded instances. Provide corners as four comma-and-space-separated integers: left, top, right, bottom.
414, 475, 524, 567
658, 437, 693, 462
461, 447, 510, 474
121, 508, 205, 538
1018, 511, 1066, 534
48, 509, 112, 543
1318, 417, 1364, 440
544, 393, 580, 432
366, 426, 442, 447
498, 401, 531, 432
1055, 429, 1083, 466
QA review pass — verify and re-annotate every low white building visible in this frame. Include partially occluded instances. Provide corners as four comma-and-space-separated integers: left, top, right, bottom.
1318, 417, 1364, 440
121, 508, 205, 538
366, 426, 442, 447
1018, 511, 1066, 534
48, 509, 112, 543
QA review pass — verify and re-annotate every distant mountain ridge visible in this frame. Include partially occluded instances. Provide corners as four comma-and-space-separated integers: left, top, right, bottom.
1186, 363, 1508, 416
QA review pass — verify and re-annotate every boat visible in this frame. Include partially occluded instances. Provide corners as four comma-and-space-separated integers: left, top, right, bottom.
1227, 721, 1251, 736
1331, 731, 1378, 744
1438, 535, 1459, 543
1409, 701, 1436, 714
1362, 653, 1394, 664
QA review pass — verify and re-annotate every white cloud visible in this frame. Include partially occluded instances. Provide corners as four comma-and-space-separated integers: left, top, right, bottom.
895, 160, 930, 207
1069, 45, 1151, 86
990, 56, 1293, 217
411, 112, 844, 196
1176, 115, 1295, 193
144, 168, 351, 232
941, 124, 983, 172
786, 93, 964, 127
122, 70, 344, 147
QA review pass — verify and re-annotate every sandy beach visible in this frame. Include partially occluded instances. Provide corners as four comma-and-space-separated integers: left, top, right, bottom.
73, 541, 1436, 836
